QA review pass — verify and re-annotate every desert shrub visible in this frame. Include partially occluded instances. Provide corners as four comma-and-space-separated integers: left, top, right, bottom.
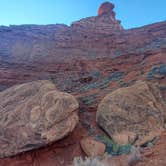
128, 146, 142, 166
73, 147, 142, 166
90, 71, 100, 78
0, 84, 8, 92
96, 135, 131, 156
159, 85, 166, 91
79, 94, 97, 106
147, 64, 166, 80
80, 72, 124, 92
118, 80, 128, 87
114, 49, 122, 57
73, 157, 109, 166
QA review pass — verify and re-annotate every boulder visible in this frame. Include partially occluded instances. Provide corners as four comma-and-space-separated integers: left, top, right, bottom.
96, 81, 165, 146
0, 80, 79, 158
80, 137, 106, 157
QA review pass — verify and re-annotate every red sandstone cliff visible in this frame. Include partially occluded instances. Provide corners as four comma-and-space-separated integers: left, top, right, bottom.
0, 2, 165, 166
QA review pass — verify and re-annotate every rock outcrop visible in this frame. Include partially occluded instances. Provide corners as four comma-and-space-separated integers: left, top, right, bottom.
96, 81, 166, 146
98, 2, 115, 16
0, 80, 79, 158
0, 1, 165, 166
72, 2, 123, 34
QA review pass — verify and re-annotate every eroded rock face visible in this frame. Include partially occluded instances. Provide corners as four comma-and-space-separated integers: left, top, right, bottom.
96, 81, 166, 146
71, 2, 123, 35
0, 80, 79, 158
71, 13, 123, 35
0, 1, 165, 166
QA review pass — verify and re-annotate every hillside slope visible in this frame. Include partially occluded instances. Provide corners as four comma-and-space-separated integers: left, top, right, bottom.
0, 2, 165, 166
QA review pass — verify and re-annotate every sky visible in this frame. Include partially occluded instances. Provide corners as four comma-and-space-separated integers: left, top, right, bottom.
0, 0, 165, 29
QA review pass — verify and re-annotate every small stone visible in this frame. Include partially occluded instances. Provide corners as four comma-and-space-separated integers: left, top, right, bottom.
80, 137, 106, 157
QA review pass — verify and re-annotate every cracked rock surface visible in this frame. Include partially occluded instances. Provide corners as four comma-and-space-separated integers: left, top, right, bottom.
0, 80, 79, 158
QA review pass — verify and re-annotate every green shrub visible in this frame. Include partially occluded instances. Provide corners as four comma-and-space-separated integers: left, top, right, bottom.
79, 94, 97, 106
147, 64, 166, 80
96, 135, 132, 156
80, 72, 124, 92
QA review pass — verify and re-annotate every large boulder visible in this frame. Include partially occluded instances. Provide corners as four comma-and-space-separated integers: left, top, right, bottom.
96, 81, 166, 146
0, 80, 79, 158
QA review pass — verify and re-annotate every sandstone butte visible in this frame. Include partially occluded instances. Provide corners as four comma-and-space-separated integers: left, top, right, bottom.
0, 1, 165, 166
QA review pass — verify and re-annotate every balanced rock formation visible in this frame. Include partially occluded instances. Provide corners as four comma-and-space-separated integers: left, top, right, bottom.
96, 81, 166, 146
72, 1, 123, 34
0, 80, 79, 158
98, 2, 115, 16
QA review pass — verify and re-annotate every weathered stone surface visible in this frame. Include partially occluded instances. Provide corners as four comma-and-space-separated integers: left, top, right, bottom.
80, 137, 106, 157
72, 2, 123, 34
98, 2, 115, 16
0, 80, 79, 158
0, 1, 165, 166
96, 81, 166, 146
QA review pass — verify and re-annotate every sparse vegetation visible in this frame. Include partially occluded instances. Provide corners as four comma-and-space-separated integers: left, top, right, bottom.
73, 157, 109, 166
79, 94, 97, 106
80, 72, 124, 92
72, 146, 142, 166
118, 80, 128, 87
128, 146, 142, 166
96, 135, 132, 156
147, 64, 166, 80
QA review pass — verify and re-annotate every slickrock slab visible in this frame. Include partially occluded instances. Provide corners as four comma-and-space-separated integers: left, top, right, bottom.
96, 81, 166, 146
0, 80, 79, 158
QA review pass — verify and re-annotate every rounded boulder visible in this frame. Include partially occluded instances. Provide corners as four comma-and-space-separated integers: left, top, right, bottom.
0, 80, 79, 158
